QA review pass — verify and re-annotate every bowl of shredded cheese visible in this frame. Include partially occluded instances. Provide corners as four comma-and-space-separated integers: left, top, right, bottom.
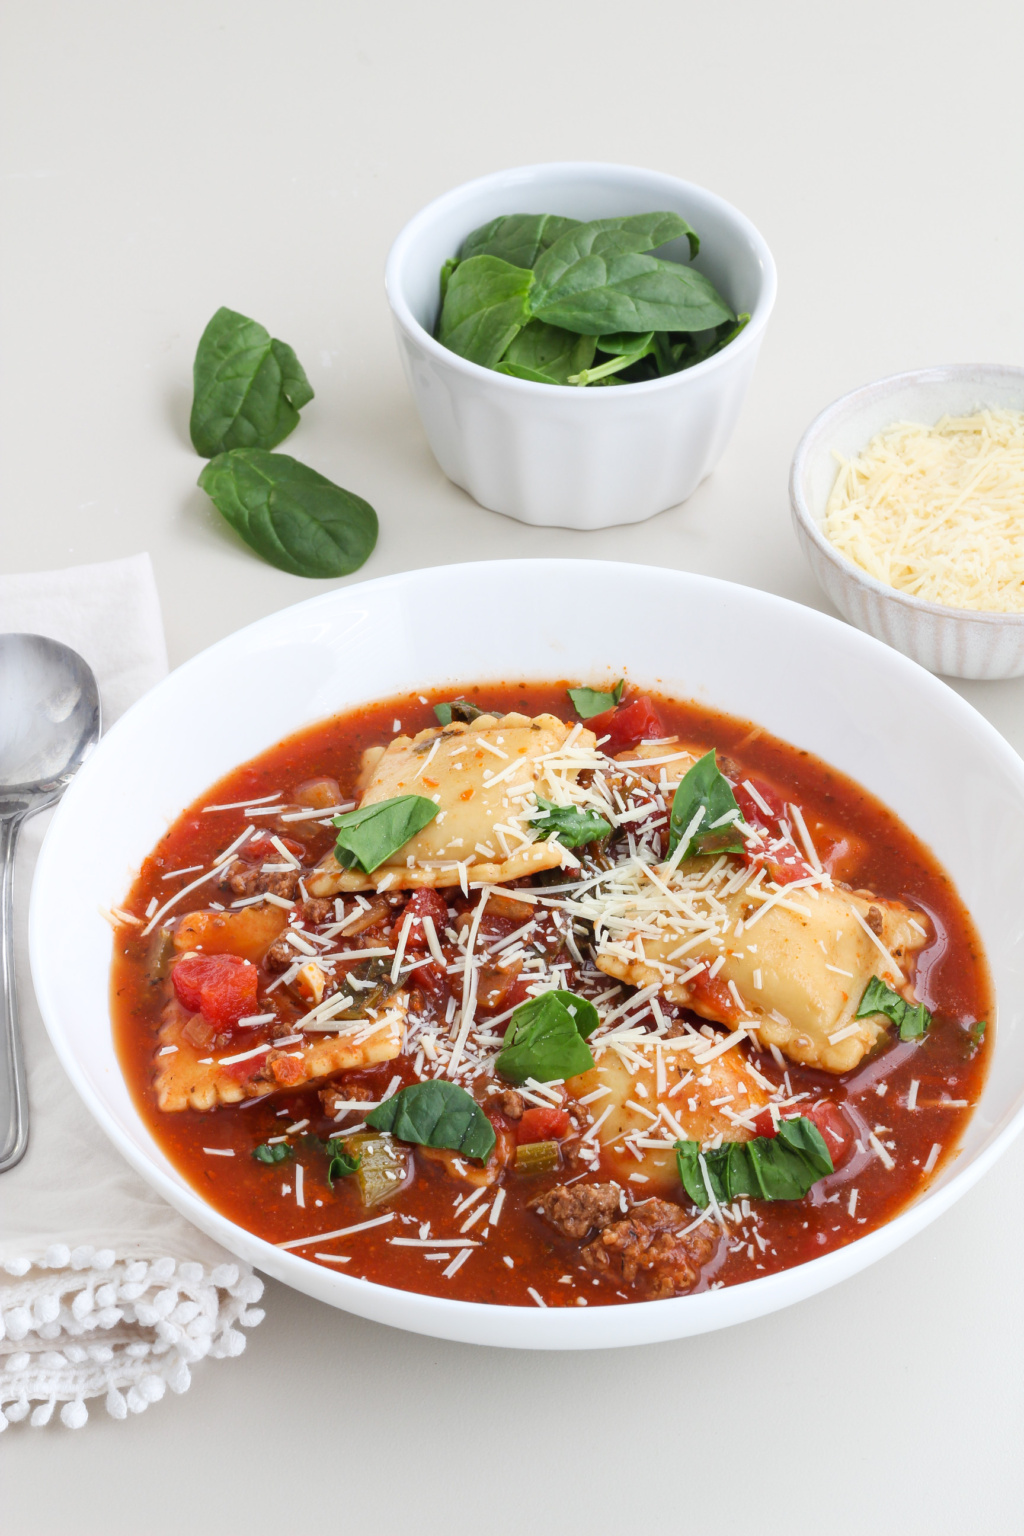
790, 365, 1024, 678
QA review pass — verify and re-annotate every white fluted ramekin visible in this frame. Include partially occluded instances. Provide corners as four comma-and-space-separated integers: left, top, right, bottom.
385, 163, 776, 530
790, 364, 1024, 680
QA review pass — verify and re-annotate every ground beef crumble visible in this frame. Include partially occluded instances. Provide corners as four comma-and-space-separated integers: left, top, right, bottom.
535, 1182, 624, 1240
581, 1197, 718, 1299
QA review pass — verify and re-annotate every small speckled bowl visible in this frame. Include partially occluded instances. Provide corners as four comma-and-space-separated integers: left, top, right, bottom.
790, 364, 1024, 680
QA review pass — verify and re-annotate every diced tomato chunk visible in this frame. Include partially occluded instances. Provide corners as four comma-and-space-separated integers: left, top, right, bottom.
751, 1099, 855, 1171
408, 959, 450, 1005
244, 834, 305, 863
803, 1099, 855, 1169
171, 954, 259, 1030
397, 887, 449, 949
516, 1106, 571, 1144
587, 695, 665, 754
734, 778, 813, 886
222, 1050, 269, 1082
688, 968, 742, 1024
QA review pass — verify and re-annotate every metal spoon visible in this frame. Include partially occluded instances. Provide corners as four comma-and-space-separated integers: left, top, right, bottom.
0, 634, 100, 1172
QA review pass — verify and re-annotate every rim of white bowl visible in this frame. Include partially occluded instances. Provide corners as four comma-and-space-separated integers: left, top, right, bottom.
384, 160, 778, 397
28, 559, 1024, 1348
790, 363, 1024, 628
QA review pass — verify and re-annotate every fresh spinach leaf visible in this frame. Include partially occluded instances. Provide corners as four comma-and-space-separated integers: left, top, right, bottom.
668, 751, 746, 860
494, 990, 597, 1083
529, 215, 732, 336
436, 255, 535, 367
323, 1140, 361, 1188
855, 976, 932, 1041
461, 213, 581, 269
567, 679, 625, 718
676, 1117, 833, 1209
439, 256, 459, 305
366, 1081, 495, 1161
499, 320, 596, 385
569, 333, 655, 385
494, 361, 558, 383
433, 698, 485, 726
253, 1141, 291, 1165
333, 794, 439, 874
533, 253, 734, 337
197, 449, 377, 578
190, 307, 314, 458
530, 796, 612, 847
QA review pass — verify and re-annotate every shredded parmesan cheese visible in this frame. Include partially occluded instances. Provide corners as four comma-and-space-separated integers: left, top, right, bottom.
824, 410, 1024, 612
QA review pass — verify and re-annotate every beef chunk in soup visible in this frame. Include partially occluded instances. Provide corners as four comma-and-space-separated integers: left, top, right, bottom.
581, 1198, 718, 1298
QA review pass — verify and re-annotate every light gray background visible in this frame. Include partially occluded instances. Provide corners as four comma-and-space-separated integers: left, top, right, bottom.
3, 2, 1023, 1530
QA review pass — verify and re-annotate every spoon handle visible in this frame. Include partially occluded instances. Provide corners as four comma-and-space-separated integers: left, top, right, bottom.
0, 815, 29, 1172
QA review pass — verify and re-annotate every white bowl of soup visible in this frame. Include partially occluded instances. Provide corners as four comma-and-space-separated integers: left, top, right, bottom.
29, 560, 1024, 1348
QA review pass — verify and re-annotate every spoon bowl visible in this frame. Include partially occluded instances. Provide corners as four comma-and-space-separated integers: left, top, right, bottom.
0, 633, 100, 1171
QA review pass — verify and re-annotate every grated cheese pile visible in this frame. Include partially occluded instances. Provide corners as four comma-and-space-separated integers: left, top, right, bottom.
823, 409, 1024, 612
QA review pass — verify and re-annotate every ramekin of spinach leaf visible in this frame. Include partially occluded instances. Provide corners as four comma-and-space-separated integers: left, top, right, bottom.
436, 211, 748, 387
385, 163, 776, 528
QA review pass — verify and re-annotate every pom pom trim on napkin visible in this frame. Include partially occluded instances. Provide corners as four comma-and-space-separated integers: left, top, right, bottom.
0, 1245, 264, 1430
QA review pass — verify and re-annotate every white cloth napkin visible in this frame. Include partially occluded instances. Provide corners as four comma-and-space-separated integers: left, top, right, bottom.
0, 555, 265, 1431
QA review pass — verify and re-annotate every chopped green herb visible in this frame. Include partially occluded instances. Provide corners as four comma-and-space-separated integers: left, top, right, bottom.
567, 680, 625, 718
668, 750, 746, 861
963, 1020, 987, 1058
253, 1141, 291, 1165
856, 975, 932, 1041
494, 990, 597, 1084
433, 698, 485, 726
333, 794, 439, 875
675, 1117, 833, 1209
530, 796, 612, 848
366, 1081, 496, 1162
323, 1140, 361, 1188
190, 306, 314, 458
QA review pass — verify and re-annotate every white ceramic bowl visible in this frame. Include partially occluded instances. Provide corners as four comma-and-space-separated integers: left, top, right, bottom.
30, 560, 1024, 1349
385, 163, 776, 530
790, 364, 1024, 679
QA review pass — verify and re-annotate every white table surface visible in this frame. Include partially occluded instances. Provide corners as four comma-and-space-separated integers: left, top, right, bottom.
4, 2, 1024, 1530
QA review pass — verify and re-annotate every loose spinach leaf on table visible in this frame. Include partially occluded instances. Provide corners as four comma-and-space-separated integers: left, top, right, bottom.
855, 975, 932, 1041
433, 698, 485, 726
190, 307, 314, 458
366, 1081, 495, 1161
567, 679, 625, 718
494, 990, 597, 1084
198, 449, 378, 578
668, 750, 746, 860
676, 1117, 834, 1209
333, 794, 439, 875
530, 796, 612, 847
436, 255, 535, 368
461, 213, 582, 269
253, 1141, 292, 1165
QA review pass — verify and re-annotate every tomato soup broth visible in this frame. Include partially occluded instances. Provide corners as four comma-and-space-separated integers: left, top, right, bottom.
111, 683, 991, 1308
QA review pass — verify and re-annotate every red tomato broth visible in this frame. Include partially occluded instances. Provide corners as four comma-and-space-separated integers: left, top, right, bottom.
110, 683, 992, 1308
